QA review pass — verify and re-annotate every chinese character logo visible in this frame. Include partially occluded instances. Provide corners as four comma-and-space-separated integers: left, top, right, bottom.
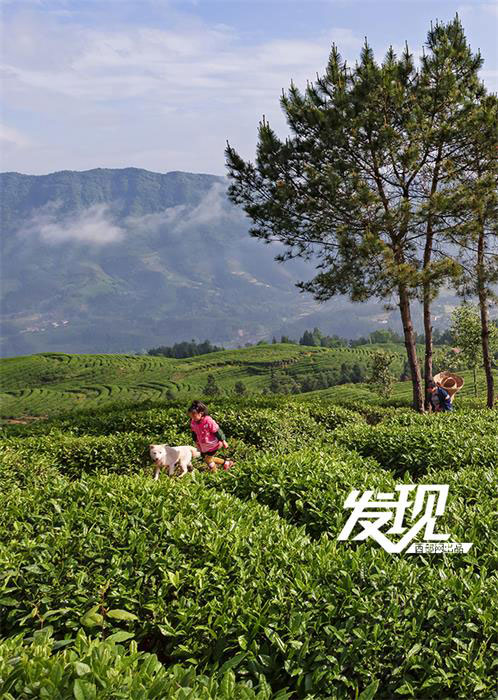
338, 485, 472, 554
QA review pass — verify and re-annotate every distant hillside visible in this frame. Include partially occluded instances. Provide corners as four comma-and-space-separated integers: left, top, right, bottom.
1, 344, 493, 419
1, 167, 459, 356
0, 343, 399, 417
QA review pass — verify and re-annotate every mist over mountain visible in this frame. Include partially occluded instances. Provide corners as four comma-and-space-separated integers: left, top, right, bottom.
1, 167, 456, 357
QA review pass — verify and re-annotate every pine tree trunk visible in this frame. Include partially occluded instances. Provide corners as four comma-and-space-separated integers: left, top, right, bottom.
477, 230, 494, 408
399, 285, 424, 412
423, 147, 441, 411
423, 284, 433, 411
478, 294, 494, 408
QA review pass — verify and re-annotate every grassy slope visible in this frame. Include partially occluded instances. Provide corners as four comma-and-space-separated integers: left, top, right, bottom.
296, 368, 496, 404
0, 343, 494, 418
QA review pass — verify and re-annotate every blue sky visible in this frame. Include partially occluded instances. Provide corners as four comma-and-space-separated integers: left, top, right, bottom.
1, 0, 497, 176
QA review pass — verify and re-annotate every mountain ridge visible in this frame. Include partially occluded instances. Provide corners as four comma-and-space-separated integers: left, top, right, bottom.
0, 167, 455, 357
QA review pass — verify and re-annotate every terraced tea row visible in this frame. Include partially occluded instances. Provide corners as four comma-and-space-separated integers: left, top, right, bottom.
0, 344, 417, 417
1, 393, 496, 697
1, 473, 495, 698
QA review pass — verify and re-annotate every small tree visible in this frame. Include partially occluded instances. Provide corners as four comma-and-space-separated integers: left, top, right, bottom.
234, 380, 247, 395
299, 330, 315, 346
351, 363, 364, 383
339, 363, 351, 385
400, 359, 411, 382
369, 351, 396, 398
450, 303, 498, 397
203, 374, 220, 396
432, 346, 466, 375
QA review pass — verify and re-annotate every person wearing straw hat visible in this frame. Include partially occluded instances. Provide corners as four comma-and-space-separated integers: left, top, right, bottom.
427, 379, 453, 412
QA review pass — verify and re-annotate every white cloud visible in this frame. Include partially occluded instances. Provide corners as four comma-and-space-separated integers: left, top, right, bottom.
19, 201, 125, 245
1, 2, 495, 175
125, 181, 247, 235
0, 123, 31, 148
17, 182, 246, 246
1, 10, 359, 105
484, 3, 498, 18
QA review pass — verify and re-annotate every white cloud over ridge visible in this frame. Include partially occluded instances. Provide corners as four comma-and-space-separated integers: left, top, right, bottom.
125, 181, 247, 236
19, 201, 125, 245
16, 183, 247, 246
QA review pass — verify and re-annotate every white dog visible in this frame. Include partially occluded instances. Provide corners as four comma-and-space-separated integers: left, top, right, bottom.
149, 444, 200, 479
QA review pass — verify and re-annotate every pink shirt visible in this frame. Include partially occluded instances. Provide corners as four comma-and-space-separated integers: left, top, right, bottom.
190, 415, 221, 452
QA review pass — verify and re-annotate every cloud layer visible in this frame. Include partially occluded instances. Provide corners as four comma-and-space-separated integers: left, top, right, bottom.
1, 1, 496, 175
19, 201, 125, 245
126, 181, 247, 236
17, 182, 247, 246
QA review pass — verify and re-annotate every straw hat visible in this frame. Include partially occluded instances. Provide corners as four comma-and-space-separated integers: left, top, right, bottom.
433, 371, 464, 401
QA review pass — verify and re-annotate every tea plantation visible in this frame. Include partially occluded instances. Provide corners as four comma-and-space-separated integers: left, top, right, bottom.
0, 344, 417, 418
0, 353, 497, 698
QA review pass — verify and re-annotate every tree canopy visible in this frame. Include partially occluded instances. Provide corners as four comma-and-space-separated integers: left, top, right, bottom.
226, 16, 494, 411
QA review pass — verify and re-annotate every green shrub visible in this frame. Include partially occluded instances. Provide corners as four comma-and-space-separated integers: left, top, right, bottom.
206, 446, 391, 539
330, 401, 413, 424
418, 463, 498, 573
302, 404, 365, 430
334, 416, 497, 476
382, 408, 498, 431
208, 407, 330, 450
0, 629, 288, 699
0, 433, 164, 478
1, 407, 188, 439
0, 474, 496, 698
0, 431, 255, 482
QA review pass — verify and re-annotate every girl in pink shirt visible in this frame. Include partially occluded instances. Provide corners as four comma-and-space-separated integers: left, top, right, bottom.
188, 400, 234, 473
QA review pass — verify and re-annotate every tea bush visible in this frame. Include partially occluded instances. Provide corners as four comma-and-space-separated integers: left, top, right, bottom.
329, 401, 413, 425
0, 629, 288, 700
418, 463, 498, 573
334, 417, 497, 476
206, 447, 392, 539
0, 433, 157, 478
1, 407, 187, 439
1, 392, 496, 698
296, 404, 364, 431
1, 474, 496, 698
382, 408, 498, 432
1, 403, 336, 453
0, 449, 61, 490
209, 407, 332, 450
0, 431, 256, 481
207, 448, 497, 574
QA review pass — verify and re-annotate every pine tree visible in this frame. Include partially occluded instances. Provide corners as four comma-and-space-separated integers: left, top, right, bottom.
226, 18, 489, 412
369, 351, 396, 398
416, 19, 485, 406
234, 380, 247, 395
204, 374, 220, 396
441, 97, 498, 407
